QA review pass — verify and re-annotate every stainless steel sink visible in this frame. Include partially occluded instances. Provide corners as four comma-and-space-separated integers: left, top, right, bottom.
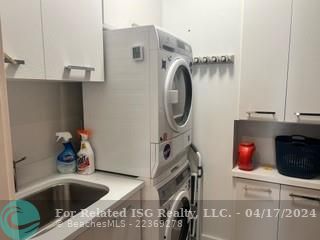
22, 181, 109, 238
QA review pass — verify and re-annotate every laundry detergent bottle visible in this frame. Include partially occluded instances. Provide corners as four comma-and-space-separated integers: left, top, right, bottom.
77, 129, 95, 175
56, 132, 77, 174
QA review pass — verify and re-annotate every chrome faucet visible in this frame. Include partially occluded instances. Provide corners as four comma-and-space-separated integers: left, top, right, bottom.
13, 156, 27, 192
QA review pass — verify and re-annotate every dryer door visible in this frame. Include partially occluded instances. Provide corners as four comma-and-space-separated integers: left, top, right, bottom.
164, 190, 191, 240
164, 58, 192, 133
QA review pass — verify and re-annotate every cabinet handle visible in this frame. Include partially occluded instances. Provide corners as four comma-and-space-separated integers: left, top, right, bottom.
289, 193, 320, 202
4, 52, 25, 65
295, 112, 320, 118
244, 185, 272, 194
247, 111, 276, 117
64, 65, 95, 72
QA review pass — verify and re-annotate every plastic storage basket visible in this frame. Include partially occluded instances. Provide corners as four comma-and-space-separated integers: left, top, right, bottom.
275, 135, 320, 179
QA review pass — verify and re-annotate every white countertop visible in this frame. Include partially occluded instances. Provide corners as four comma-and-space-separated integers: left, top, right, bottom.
232, 166, 320, 190
16, 171, 144, 240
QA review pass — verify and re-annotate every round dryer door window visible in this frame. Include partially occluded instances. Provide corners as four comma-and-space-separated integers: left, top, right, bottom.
164, 58, 192, 132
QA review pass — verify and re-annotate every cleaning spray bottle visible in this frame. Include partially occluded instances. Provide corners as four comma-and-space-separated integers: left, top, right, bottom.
56, 132, 77, 174
77, 129, 95, 175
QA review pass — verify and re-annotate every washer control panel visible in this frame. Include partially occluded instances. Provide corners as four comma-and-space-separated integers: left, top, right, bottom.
158, 167, 191, 205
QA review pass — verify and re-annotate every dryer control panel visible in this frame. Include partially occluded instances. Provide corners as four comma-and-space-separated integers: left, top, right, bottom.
157, 29, 192, 57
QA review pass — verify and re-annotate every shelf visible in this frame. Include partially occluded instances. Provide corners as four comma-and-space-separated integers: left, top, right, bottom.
232, 166, 320, 190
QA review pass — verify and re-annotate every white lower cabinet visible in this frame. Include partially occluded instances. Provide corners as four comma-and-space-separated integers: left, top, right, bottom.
234, 178, 280, 240
74, 191, 141, 240
234, 178, 320, 240
278, 185, 320, 240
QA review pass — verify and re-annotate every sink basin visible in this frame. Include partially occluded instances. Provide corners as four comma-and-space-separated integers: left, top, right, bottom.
22, 181, 109, 237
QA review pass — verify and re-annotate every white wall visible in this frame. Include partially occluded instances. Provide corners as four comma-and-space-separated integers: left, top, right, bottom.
162, 1, 242, 239
7, 82, 83, 188
103, 0, 161, 28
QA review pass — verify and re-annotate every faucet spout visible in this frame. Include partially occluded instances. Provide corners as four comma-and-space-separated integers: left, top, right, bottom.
13, 156, 27, 192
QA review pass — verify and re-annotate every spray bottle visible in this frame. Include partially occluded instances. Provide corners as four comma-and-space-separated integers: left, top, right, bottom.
56, 132, 77, 174
77, 129, 95, 175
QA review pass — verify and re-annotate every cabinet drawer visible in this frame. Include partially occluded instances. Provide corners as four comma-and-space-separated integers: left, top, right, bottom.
234, 178, 280, 240
278, 185, 320, 240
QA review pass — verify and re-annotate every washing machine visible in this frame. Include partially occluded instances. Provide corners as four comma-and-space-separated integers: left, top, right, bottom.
83, 25, 193, 178
141, 161, 192, 240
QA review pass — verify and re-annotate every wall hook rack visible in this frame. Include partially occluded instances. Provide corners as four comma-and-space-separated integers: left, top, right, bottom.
193, 55, 235, 65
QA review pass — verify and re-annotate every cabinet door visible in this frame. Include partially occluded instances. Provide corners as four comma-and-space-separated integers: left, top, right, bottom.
239, 0, 292, 121
285, 0, 320, 123
278, 185, 320, 240
0, 0, 45, 79
41, 0, 104, 82
234, 178, 280, 240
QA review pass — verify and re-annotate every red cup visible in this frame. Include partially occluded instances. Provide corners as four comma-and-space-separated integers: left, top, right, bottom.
238, 142, 255, 171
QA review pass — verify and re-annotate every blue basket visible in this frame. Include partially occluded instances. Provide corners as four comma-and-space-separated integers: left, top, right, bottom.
275, 135, 320, 179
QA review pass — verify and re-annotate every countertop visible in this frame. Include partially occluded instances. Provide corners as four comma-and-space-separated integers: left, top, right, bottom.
232, 166, 320, 190
16, 171, 144, 240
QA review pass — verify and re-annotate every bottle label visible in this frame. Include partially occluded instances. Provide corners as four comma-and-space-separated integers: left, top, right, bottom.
78, 154, 90, 172
58, 153, 75, 163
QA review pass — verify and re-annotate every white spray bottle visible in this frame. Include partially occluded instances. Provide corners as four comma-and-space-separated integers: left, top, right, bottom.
77, 130, 95, 174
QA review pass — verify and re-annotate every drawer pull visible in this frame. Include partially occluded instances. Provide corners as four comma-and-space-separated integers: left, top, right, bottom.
64, 65, 95, 72
289, 193, 320, 202
244, 186, 272, 193
247, 111, 276, 117
295, 112, 320, 118
4, 52, 25, 65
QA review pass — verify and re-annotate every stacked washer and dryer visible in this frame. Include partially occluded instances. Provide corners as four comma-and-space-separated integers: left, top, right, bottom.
83, 26, 197, 240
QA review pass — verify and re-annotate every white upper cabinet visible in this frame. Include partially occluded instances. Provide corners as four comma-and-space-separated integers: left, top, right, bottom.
239, 0, 292, 121
0, 0, 45, 79
285, 0, 320, 123
0, 0, 104, 82
41, 0, 104, 81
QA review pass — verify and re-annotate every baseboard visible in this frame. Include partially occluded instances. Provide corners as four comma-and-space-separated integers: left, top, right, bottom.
201, 233, 225, 240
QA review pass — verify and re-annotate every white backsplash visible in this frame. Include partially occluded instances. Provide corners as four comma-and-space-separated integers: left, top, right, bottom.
7, 81, 83, 188
234, 120, 320, 167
